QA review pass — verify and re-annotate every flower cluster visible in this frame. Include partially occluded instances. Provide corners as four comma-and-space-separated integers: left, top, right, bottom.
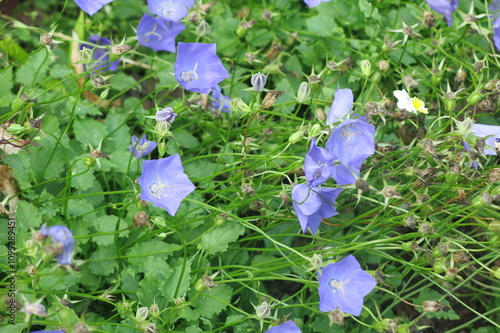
293, 88, 375, 234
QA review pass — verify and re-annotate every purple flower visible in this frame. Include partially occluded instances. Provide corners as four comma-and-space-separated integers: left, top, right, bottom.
129, 135, 157, 159
304, 138, 334, 187
426, 0, 459, 26
137, 14, 185, 52
30, 331, 65, 333
471, 123, 500, 155
326, 118, 375, 165
292, 184, 342, 234
40, 225, 74, 265
148, 0, 195, 22
81, 35, 120, 73
462, 141, 479, 170
174, 43, 230, 94
265, 321, 302, 333
74, 0, 114, 15
318, 254, 376, 316
492, 15, 500, 51
156, 107, 177, 123
138, 154, 195, 216
303, 0, 332, 8
251, 73, 267, 92
330, 155, 366, 185
326, 88, 353, 125
211, 86, 232, 113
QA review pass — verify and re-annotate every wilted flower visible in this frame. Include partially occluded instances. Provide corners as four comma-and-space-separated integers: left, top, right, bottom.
80, 35, 120, 73
211, 86, 232, 113
74, 0, 114, 15
304, 138, 333, 187
471, 123, 500, 155
265, 321, 302, 333
318, 254, 377, 316
129, 135, 157, 159
174, 43, 230, 94
23, 302, 47, 316
292, 184, 342, 234
326, 88, 354, 125
303, 0, 332, 8
394, 89, 428, 114
251, 72, 267, 92
137, 14, 185, 52
40, 225, 74, 265
326, 119, 375, 165
156, 107, 177, 123
138, 154, 195, 216
426, 0, 458, 26
148, 0, 194, 22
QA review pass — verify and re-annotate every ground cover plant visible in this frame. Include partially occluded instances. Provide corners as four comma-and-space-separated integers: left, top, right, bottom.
1, 0, 500, 332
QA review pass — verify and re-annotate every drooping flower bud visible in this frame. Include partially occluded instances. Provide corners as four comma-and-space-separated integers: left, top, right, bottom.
297, 82, 311, 103
251, 72, 267, 92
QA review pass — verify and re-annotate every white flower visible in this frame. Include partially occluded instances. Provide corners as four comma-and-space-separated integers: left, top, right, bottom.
394, 89, 428, 114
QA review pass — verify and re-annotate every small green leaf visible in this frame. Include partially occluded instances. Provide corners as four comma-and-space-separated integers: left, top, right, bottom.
16, 200, 42, 229
92, 215, 129, 246
126, 240, 178, 266
88, 246, 118, 276
161, 258, 191, 301
202, 221, 245, 255
192, 285, 233, 318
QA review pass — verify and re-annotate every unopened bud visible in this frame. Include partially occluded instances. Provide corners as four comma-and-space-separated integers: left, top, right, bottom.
230, 98, 252, 113
378, 60, 389, 73
156, 107, 177, 123
289, 130, 304, 144
251, 72, 267, 92
255, 301, 271, 319
309, 253, 323, 270
488, 220, 500, 232
188, 11, 201, 23
136, 306, 149, 322
466, 88, 484, 106
297, 82, 311, 103
360, 60, 371, 77
196, 20, 211, 36
149, 304, 160, 319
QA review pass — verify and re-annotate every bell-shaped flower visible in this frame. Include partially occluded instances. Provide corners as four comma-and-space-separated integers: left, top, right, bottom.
74, 0, 114, 15
303, 0, 332, 8
40, 225, 74, 265
292, 184, 342, 234
265, 321, 302, 333
174, 43, 230, 94
156, 107, 177, 123
137, 15, 185, 52
426, 0, 458, 26
394, 89, 428, 114
80, 35, 120, 73
318, 254, 377, 316
129, 135, 157, 159
471, 123, 500, 155
211, 86, 232, 113
138, 154, 195, 216
304, 138, 334, 187
330, 155, 366, 185
148, 0, 194, 22
326, 88, 353, 125
326, 118, 375, 165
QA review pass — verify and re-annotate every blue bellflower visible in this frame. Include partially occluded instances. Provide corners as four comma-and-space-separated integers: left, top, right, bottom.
462, 141, 479, 170
326, 88, 354, 125
211, 86, 232, 113
471, 123, 500, 155
156, 107, 177, 123
292, 184, 342, 234
304, 138, 334, 187
426, 0, 459, 26
74, 0, 114, 15
265, 321, 302, 333
129, 135, 157, 159
491, 1, 500, 51
40, 225, 74, 265
30, 331, 65, 333
303, 0, 332, 8
137, 15, 185, 52
138, 154, 195, 216
318, 254, 377, 316
326, 118, 375, 165
81, 36, 120, 73
174, 43, 230, 94
148, 0, 195, 22
330, 155, 365, 185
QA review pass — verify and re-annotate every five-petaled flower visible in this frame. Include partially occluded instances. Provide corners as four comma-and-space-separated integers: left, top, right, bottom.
137, 14, 185, 52
326, 119, 375, 165
426, 0, 459, 26
74, 0, 114, 15
292, 184, 342, 234
304, 138, 334, 187
40, 225, 75, 265
174, 42, 230, 94
265, 320, 302, 333
80, 35, 120, 73
318, 254, 377, 316
138, 154, 195, 216
148, 0, 194, 22
394, 89, 428, 114
129, 135, 157, 159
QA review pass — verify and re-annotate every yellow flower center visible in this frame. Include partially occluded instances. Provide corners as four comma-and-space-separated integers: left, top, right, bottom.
412, 97, 428, 114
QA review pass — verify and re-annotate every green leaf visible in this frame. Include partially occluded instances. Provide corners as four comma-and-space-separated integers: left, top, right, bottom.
67, 199, 94, 216
138, 271, 167, 308
306, 15, 338, 37
92, 215, 129, 246
73, 117, 109, 149
192, 284, 233, 318
0, 67, 15, 107
161, 258, 191, 301
126, 240, 178, 266
16, 200, 42, 229
174, 129, 200, 149
414, 289, 460, 320
109, 72, 137, 91
186, 326, 203, 333
88, 246, 118, 276
202, 221, 245, 255
15, 49, 52, 85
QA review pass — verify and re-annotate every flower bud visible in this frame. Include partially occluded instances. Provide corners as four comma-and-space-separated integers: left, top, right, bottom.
236, 19, 256, 38
309, 253, 323, 270
230, 98, 252, 113
24, 303, 47, 316
466, 88, 484, 106
296, 82, 311, 103
149, 304, 160, 319
488, 220, 500, 232
156, 107, 177, 123
309, 123, 321, 138
195, 278, 207, 292
214, 213, 228, 226
196, 20, 211, 36
5, 123, 26, 135
251, 72, 267, 92
136, 306, 149, 322
150, 216, 166, 228
360, 60, 371, 77
288, 130, 304, 144
255, 301, 271, 319
188, 11, 201, 23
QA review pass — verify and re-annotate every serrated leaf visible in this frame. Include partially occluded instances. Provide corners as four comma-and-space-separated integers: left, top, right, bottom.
126, 240, 178, 266
73, 118, 109, 148
174, 130, 200, 149
16, 200, 42, 229
88, 246, 118, 276
109, 72, 137, 91
92, 215, 129, 246
138, 271, 167, 308
414, 289, 460, 320
161, 259, 191, 301
15, 49, 52, 85
202, 221, 245, 255
75, 103, 102, 118
67, 198, 94, 216
192, 284, 233, 318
